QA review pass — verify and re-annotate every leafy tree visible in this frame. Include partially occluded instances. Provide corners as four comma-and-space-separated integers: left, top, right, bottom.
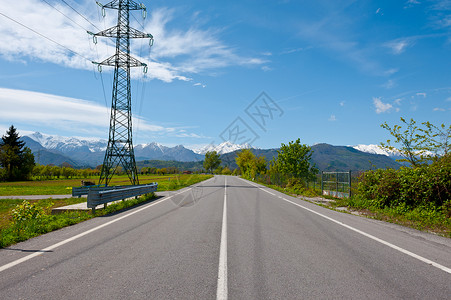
235, 149, 256, 178
235, 149, 267, 179
0, 125, 35, 181
421, 121, 451, 158
380, 118, 450, 167
221, 166, 232, 175
276, 138, 317, 180
204, 151, 221, 173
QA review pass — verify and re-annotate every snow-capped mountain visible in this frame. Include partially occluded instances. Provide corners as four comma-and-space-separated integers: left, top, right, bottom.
352, 144, 400, 157
23, 132, 203, 166
27, 132, 107, 153
193, 141, 253, 155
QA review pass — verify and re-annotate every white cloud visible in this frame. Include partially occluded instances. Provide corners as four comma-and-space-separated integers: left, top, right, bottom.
339, 101, 345, 107
383, 79, 396, 89
394, 98, 402, 105
447, 97, 451, 101
373, 97, 393, 114
433, 107, 446, 111
193, 82, 206, 88
416, 92, 427, 97
328, 114, 337, 121
385, 39, 412, 54
0, 87, 191, 138
281, 47, 305, 55
0, 1, 265, 83
261, 66, 272, 72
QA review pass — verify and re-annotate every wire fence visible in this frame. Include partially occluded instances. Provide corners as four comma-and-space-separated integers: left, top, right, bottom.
254, 171, 356, 199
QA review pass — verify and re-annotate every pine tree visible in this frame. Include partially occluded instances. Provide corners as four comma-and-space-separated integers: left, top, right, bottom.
1, 125, 25, 152
0, 125, 35, 181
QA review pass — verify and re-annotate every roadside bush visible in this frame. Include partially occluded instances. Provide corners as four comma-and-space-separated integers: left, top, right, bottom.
11, 200, 46, 223
357, 154, 451, 209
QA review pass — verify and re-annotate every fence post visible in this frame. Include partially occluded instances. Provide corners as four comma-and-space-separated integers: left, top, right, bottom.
321, 171, 323, 196
349, 170, 352, 197
336, 173, 338, 195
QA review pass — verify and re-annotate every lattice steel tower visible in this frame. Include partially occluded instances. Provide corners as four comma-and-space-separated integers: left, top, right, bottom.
90, 0, 153, 186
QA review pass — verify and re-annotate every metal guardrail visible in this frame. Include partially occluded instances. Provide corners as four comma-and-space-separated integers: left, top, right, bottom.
72, 185, 128, 197
87, 183, 158, 212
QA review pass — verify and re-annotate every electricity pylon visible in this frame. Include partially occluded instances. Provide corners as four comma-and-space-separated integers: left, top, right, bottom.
89, 0, 153, 186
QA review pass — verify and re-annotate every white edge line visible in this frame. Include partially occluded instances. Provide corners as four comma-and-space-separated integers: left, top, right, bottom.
216, 176, 228, 300
0, 179, 215, 273
241, 178, 451, 275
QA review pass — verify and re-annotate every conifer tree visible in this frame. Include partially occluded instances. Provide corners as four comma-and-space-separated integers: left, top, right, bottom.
0, 125, 35, 181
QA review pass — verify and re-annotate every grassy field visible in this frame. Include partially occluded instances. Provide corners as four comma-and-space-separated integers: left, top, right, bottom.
0, 174, 212, 196
0, 174, 213, 248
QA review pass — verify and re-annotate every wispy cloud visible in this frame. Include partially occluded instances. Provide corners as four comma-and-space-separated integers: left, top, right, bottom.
0, 87, 200, 139
293, 2, 387, 75
193, 82, 207, 88
373, 97, 393, 114
405, 0, 421, 8
328, 114, 337, 121
0, 1, 265, 83
385, 39, 412, 54
339, 101, 345, 107
433, 107, 446, 111
416, 92, 427, 97
383, 79, 397, 89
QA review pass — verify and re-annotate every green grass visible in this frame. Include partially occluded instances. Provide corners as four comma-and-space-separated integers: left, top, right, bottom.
0, 174, 212, 196
251, 176, 451, 238
0, 174, 213, 248
0, 194, 157, 248
329, 197, 451, 238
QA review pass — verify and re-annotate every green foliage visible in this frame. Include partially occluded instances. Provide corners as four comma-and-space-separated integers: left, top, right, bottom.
276, 138, 318, 180
0, 126, 35, 181
421, 121, 451, 157
204, 151, 221, 173
356, 154, 451, 209
11, 200, 47, 223
0, 193, 160, 248
235, 149, 267, 179
380, 118, 450, 167
221, 166, 232, 175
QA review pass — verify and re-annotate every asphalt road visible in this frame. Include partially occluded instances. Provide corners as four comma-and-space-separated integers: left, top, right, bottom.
0, 175, 450, 299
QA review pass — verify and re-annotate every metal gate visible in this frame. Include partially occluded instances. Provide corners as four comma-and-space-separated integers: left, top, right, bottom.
321, 171, 351, 198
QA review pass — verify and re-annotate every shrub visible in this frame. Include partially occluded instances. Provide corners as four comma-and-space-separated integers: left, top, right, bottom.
11, 200, 46, 223
356, 154, 451, 210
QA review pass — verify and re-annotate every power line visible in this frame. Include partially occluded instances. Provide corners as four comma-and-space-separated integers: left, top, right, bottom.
0, 11, 91, 62
42, 0, 87, 31
59, 0, 102, 32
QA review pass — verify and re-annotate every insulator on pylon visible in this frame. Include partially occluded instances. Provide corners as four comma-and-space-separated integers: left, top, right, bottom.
149, 38, 154, 47
143, 65, 148, 74
95, 2, 105, 17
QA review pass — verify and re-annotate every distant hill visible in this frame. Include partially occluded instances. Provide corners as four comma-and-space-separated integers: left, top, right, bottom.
137, 160, 204, 172
311, 143, 400, 171
20, 132, 401, 171
219, 144, 400, 172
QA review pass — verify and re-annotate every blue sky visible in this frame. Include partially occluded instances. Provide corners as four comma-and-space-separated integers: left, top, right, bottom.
0, 0, 450, 150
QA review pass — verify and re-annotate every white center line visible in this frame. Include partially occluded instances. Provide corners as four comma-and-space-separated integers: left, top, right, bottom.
216, 176, 228, 300
241, 178, 451, 275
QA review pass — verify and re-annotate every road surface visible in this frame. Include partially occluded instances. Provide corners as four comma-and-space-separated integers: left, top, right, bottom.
0, 175, 450, 299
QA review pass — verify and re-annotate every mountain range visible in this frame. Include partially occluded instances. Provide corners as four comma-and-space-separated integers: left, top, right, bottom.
20, 132, 401, 171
